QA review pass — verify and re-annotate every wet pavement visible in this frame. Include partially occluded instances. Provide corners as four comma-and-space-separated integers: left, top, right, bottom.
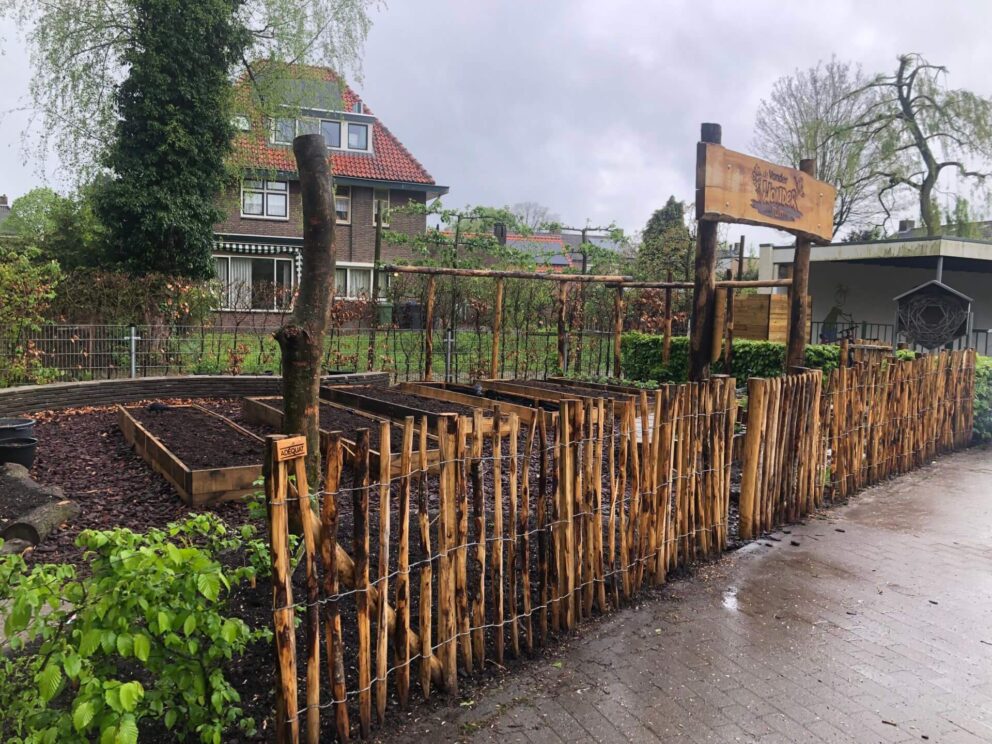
386, 446, 992, 743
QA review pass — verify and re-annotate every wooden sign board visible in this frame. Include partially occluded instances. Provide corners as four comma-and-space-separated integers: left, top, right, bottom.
274, 436, 307, 462
696, 144, 836, 244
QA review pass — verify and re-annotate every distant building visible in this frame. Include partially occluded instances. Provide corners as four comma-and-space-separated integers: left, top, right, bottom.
0, 195, 10, 226
214, 65, 447, 315
758, 227, 992, 351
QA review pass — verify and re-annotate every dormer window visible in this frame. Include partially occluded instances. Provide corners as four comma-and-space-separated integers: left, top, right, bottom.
270, 115, 372, 152
298, 118, 319, 136
272, 118, 295, 145
347, 123, 369, 151
321, 120, 341, 148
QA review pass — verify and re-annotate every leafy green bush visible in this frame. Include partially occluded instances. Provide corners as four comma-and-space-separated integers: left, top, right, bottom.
620, 333, 840, 383
0, 514, 271, 744
974, 356, 992, 442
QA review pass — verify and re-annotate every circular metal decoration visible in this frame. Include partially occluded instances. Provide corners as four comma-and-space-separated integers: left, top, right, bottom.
895, 281, 971, 349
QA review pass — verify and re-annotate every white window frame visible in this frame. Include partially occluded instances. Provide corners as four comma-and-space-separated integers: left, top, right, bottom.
213, 254, 296, 312
241, 180, 289, 221
321, 119, 342, 149
334, 185, 351, 225
334, 263, 385, 300
270, 117, 296, 145
373, 188, 390, 228
347, 122, 370, 152
270, 109, 374, 153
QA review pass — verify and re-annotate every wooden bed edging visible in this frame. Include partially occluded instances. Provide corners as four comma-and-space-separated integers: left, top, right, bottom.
117, 404, 263, 506
242, 396, 441, 476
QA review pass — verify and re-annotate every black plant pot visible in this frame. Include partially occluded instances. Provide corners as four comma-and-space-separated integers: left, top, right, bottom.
0, 437, 38, 469
0, 417, 35, 443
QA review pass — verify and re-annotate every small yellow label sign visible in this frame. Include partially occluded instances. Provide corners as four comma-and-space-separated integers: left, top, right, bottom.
274, 436, 307, 462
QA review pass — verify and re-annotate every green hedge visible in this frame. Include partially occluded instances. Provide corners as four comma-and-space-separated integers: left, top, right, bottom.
621, 333, 991, 444
621, 332, 841, 383
975, 356, 992, 442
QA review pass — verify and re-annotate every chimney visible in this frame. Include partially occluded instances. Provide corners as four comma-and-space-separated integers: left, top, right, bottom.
898, 219, 915, 234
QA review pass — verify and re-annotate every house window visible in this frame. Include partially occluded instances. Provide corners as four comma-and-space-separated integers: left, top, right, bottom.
241, 180, 288, 219
321, 120, 341, 148
232, 115, 250, 132
334, 186, 351, 224
215, 255, 294, 311
333, 266, 376, 299
271, 118, 296, 144
347, 122, 369, 151
373, 188, 390, 227
298, 118, 319, 136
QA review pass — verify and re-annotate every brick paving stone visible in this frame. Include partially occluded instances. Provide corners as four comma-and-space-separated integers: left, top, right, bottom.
384, 447, 992, 743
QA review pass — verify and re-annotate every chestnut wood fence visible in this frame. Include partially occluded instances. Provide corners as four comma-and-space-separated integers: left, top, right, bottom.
263, 349, 976, 742
264, 379, 736, 743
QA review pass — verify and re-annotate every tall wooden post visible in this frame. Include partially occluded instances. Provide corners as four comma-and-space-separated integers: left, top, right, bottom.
423, 274, 436, 381
276, 134, 336, 482
689, 122, 722, 381
786, 159, 816, 370
490, 277, 504, 379
613, 285, 624, 378
557, 281, 568, 374
367, 203, 383, 371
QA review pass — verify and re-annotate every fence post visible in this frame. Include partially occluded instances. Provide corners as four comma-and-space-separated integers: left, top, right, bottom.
129, 326, 139, 379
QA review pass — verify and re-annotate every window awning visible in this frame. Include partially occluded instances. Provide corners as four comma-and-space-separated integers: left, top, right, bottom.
214, 240, 302, 277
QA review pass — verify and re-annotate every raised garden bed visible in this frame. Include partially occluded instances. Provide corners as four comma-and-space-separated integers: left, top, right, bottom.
241, 397, 440, 475
118, 403, 263, 506
320, 383, 508, 433
397, 381, 539, 427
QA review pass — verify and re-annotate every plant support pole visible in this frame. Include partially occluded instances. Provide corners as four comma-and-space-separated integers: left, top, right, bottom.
786, 159, 816, 370
367, 202, 383, 372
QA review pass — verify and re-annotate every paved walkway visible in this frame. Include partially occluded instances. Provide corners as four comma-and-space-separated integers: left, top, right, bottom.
388, 446, 992, 743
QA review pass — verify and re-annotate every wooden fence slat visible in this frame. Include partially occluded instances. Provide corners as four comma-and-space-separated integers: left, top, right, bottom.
470, 409, 487, 669
395, 417, 414, 708
320, 434, 350, 743
515, 413, 533, 653
493, 405, 506, 663
292, 455, 321, 744
416, 417, 433, 701
265, 437, 298, 744
353, 429, 372, 740
437, 415, 458, 693
455, 416, 472, 673
537, 411, 550, 643
375, 422, 391, 723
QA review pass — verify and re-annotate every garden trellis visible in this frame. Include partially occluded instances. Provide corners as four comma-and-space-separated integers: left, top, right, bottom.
383, 263, 792, 383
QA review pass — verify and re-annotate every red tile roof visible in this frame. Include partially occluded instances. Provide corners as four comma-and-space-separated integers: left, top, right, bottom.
233, 66, 437, 187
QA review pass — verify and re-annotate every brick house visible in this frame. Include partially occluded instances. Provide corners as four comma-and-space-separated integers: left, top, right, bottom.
213, 67, 447, 316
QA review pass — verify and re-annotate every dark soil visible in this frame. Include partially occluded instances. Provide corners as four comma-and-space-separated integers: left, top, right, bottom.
128, 405, 262, 469
201, 397, 407, 453
27, 402, 247, 566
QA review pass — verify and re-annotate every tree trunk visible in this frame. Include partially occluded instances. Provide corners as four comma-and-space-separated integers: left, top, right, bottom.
276, 134, 336, 481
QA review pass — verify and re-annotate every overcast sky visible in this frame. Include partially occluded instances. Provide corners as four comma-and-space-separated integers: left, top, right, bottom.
3, 0, 992, 249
